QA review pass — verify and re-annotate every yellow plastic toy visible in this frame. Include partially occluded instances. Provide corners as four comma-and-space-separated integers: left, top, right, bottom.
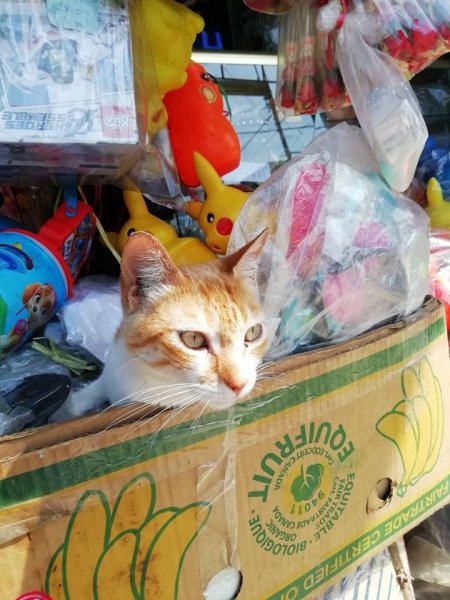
109, 190, 216, 266
426, 177, 450, 228
185, 152, 251, 255
144, 0, 204, 135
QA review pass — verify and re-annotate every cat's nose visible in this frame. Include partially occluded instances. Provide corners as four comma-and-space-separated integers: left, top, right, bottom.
223, 379, 247, 395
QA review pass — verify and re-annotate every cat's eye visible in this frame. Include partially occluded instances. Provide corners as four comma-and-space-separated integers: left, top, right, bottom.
245, 323, 262, 343
180, 331, 207, 350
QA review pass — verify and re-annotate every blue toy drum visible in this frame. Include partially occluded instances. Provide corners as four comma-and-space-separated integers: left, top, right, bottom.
0, 230, 71, 358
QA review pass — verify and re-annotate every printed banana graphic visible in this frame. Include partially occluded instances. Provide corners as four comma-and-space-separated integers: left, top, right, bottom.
45, 473, 211, 600
376, 358, 444, 497
94, 531, 138, 600
63, 490, 111, 600
141, 503, 212, 600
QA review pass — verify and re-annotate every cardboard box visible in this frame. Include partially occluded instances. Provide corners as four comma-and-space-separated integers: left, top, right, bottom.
0, 298, 449, 599
317, 541, 412, 600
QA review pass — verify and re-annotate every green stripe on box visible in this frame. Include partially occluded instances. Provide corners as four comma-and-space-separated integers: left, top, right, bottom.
0, 317, 445, 508
268, 475, 450, 599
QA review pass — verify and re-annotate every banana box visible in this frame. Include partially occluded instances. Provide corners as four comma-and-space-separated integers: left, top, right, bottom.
0, 298, 449, 600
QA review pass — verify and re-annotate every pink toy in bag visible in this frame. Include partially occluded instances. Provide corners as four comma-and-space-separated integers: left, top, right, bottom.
228, 123, 429, 359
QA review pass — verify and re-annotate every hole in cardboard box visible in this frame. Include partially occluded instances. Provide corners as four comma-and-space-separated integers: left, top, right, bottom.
204, 567, 243, 600
366, 477, 394, 512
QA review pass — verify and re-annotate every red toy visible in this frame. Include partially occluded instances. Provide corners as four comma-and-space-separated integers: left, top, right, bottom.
163, 61, 241, 188
39, 188, 96, 281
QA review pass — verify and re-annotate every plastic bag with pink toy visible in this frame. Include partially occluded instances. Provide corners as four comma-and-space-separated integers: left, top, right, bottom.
227, 123, 430, 359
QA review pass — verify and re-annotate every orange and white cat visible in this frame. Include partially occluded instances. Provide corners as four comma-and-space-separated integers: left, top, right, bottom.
52, 230, 268, 421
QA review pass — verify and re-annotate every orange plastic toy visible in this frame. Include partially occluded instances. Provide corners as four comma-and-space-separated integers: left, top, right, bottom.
163, 62, 241, 187
186, 153, 250, 255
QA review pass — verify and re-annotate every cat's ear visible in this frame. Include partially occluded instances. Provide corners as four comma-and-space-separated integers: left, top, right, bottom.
120, 232, 180, 312
222, 229, 268, 288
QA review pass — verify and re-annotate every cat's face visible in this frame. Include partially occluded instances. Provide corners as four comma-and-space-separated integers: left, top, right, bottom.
120, 231, 268, 410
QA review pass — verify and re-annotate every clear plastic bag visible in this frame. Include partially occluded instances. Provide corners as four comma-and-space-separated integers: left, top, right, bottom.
0, 344, 71, 434
228, 123, 430, 359
369, 0, 450, 78
58, 275, 122, 363
336, 12, 428, 192
0, 0, 181, 200
276, 1, 349, 115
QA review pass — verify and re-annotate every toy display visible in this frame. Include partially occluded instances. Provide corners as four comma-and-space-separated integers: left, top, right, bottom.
374, 0, 449, 77
164, 62, 241, 188
276, 1, 348, 114
186, 152, 250, 255
109, 189, 216, 265
228, 123, 429, 359
0, 3, 137, 144
145, 0, 204, 135
276, 0, 449, 117
0, 188, 95, 356
0, 1, 181, 198
426, 177, 450, 228
336, 11, 428, 192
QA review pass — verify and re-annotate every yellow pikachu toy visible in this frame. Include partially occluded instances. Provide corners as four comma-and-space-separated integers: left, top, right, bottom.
426, 177, 450, 228
185, 152, 251, 255
144, 0, 204, 134
113, 190, 216, 266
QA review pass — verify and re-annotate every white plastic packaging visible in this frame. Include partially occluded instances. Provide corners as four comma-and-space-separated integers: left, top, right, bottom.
336, 12, 428, 192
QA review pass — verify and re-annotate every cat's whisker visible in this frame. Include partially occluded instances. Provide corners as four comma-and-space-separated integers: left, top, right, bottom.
119, 393, 204, 444
82, 383, 199, 429
104, 402, 151, 431
188, 397, 209, 431
257, 361, 278, 373
108, 383, 197, 408
105, 386, 201, 429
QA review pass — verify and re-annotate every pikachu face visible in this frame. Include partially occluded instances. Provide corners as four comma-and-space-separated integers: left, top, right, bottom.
185, 153, 250, 255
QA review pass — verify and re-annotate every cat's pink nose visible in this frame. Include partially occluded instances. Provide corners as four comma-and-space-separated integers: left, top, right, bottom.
224, 379, 246, 395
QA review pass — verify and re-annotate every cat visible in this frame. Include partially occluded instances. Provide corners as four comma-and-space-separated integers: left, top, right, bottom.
52, 229, 268, 422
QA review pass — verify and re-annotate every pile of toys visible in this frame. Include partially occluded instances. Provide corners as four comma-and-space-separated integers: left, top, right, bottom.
0, 0, 447, 427
275, 0, 449, 116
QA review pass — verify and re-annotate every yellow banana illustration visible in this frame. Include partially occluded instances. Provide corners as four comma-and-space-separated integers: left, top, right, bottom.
63, 490, 111, 599
393, 398, 419, 442
46, 545, 64, 600
376, 358, 444, 497
420, 358, 444, 476
110, 473, 155, 539
141, 503, 212, 600
376, 410, 418, 496
135, 508, 178, 589
45, 473, 211, 600
94, 531, 139, 600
